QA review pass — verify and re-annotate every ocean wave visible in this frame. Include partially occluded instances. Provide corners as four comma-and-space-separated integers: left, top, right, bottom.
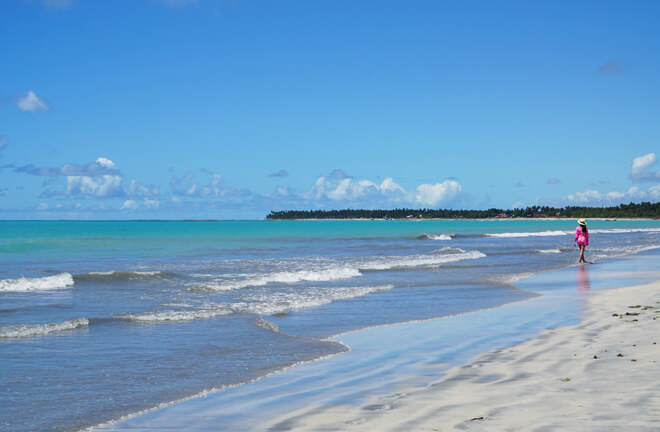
191, 250, 485, 291
485, 227, 660, 239
190, 267, 363, 292
590, 228, 660, 235
486, 230, 568, 238
237, 284, 396, 315
358, 250, 486, 271
593, 244, 660, 256
0, 317, 88, 338
416, 233, 453, 240
121, 284, 396, 323
75, 270, 176, 281
0, 273, 74, 292
536, 248, 562, 254
120, 307, 233, 323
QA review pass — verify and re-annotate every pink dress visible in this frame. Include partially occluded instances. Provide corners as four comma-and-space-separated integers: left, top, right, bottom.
575, 226, 589, 246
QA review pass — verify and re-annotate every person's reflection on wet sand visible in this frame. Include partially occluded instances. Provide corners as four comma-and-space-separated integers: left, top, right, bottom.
577, 264, 591, 291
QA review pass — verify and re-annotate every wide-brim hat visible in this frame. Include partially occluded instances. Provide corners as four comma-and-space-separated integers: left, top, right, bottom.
578, 218, 587, 225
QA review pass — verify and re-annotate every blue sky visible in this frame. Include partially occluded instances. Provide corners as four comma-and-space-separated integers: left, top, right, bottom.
1, 0, 659, 219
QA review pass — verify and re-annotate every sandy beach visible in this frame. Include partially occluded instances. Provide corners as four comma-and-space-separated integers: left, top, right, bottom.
265, 279, 660, 431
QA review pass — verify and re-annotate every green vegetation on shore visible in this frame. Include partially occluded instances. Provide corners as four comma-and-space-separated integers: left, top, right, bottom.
267, 202, 660, 220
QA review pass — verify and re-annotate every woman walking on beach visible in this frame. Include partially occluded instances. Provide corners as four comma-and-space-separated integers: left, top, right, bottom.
574, 219, 589, 263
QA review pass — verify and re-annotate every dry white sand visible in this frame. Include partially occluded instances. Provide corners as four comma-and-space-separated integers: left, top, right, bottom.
265, 280, 660, 431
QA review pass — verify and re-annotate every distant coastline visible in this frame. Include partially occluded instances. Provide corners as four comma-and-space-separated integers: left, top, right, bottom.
266, 202, 660, 220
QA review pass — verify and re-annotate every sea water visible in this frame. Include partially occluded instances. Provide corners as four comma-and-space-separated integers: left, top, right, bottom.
1, 219, 659, 431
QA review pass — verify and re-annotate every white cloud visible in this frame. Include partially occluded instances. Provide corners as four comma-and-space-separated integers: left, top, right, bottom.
96, 157, 115, 169
547, 178, 562, 185
565, 185, 654, 205
13, 157, 158, 199
415, 181, 462, 206
0, 136, 7, 153
121, 200, 138, 211
170, 172, 250, 198
65, 175, 124, 197
126, 179, 158, 197
144, 199, 160, 209
36, 202, 48, 211
649, 185, 660, 200
301, 175, 464, 208
275, 186, 290, 197
308, 176, 406, 202
16, 91, 49, 112
630, 153, 660, 182
380, 177, 405, 193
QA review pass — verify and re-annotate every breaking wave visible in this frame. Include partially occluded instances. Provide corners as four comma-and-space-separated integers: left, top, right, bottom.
190, 250, 485, 291
486, 227, 660, 239
120, 285, 396, 323
0, 273, 74, 292
536, 248, 562, 254
75, 271, 176, 281
592, 244, 660, 257
120, 308, 233, 323
0, 317, 88, 339
416, 233, 453, 240
358, 250, 485, 271
237, 284, 395, 315
590, 228, 660, 235
486, 230, 568, 238
190, 267, 363, 292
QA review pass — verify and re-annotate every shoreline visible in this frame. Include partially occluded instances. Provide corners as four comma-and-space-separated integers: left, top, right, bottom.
99, 251, 660, 431
266, 278, 660, 431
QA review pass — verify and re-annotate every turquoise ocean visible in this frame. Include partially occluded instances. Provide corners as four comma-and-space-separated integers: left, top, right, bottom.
1, 219, 660, 431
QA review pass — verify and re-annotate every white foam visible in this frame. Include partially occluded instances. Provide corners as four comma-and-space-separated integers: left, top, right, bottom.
358, 250, 486, 270
126, 284, 398, 323
486, 227, 660, 239
536, 248, 562, 254
237, 284, 396, 315
486, 230, 568, 238
596, 244, 660, 256
121, 307, 233, 323
190, 267, 363, 292
0, 317, 88, 338
192, 250, 485, 291
418, 233, 453, 240
487, 272, 536, 285
84, 270, 170, 280
89, 270, 163, 276
0, 273, 74, 292
590, 228, 660, 234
